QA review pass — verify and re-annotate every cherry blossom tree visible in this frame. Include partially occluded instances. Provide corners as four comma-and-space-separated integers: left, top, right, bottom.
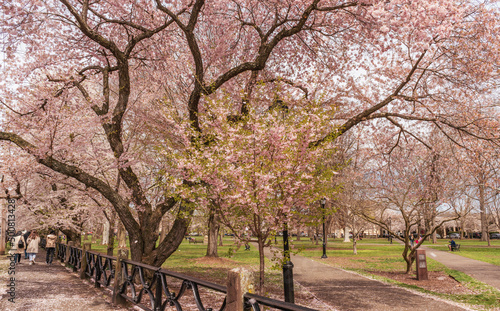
0, 0, 499, 267
358, 137, 462, 273
167, 97, 337, 290
460, 142, 500, 241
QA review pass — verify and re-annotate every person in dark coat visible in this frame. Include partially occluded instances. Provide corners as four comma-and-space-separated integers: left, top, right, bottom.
23, 230, 31, 259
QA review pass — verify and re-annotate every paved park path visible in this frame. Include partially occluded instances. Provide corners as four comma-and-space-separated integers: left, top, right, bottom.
288, 252, 471, 311
421, 245, 500, 290
0, 251, 129, 311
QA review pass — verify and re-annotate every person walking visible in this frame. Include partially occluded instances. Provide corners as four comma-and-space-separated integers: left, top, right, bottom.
22, 229, 31, 259
45, 230, 57, 265
9, 231, 26, 264
26, 230, 41, 265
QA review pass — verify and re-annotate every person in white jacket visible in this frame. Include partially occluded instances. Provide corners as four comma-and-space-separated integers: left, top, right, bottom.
45, 231, 57, 265
26, 230, 41, 265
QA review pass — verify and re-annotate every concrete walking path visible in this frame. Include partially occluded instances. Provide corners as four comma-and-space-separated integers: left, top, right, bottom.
291, 254, 470, 311
421, 245, 500, 290
0, 251, 129, 311
263, 246, 471, 311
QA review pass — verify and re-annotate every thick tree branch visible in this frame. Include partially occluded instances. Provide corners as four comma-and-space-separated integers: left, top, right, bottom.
311, 51, 428, 147
0, 131, 141, 235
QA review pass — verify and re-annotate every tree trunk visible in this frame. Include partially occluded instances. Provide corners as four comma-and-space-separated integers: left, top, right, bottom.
343, 227, 350, 243
91, 226, 98, 244
102, 220, 110, 245
258, 236, 265, 294
218, 228, 224, 246
159, 216, 169, 244
117, 220, 127, 248
403, 246, 415, 274
480, 181, 487, 241
206, 211, 219, 257
353, 237, 357, 255
431, 217, 437, 244
60, 228, 82, 247
107, 210, 116, 256
126, 203, 192, 266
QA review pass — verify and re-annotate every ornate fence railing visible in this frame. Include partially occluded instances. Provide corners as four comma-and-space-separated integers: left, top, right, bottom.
54, 242, 317, 311
85, 251, 116, 290
68, 245, 82, 271
244, 293, 316, 311
57, 243, 67, 262
119, 259, 228, 311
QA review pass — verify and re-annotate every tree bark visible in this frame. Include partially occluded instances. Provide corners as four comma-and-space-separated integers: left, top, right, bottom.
480, 181, 487, 241
159, 216, 169, 244
258, 236, 265, 294
117, 220, 127, 248
102, 220, 110, 245
206, 211, 219, 257
295, 228, 301, 241
403, 246, 415, 274
343, 227, 350, 243
60, 228, 82, 247
107, 210, 116, 256
218, 228, 224, 247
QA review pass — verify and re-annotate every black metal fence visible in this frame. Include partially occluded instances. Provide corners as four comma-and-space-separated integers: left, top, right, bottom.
54, 243, 318, 311
85, 251, 115, 289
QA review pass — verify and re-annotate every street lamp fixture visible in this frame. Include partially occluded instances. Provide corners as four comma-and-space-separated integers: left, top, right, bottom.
320, 198, 327, 259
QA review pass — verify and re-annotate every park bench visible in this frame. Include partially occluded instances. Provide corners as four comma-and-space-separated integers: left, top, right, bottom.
451, 244, 460, 251
188, 237, 200, 244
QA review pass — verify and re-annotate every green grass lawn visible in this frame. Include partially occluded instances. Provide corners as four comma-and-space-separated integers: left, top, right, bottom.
292, 238, 434, 272
424, 239, 500, 266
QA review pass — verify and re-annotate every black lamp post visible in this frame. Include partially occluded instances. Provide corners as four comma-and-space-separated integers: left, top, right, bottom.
320, 198, 327, 259
282, 222, 294, 303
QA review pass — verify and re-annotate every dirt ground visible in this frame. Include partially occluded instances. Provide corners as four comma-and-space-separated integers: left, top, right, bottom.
369, 270, 477, 295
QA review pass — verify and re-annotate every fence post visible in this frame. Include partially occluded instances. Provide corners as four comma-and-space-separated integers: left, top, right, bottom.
227, 267, 252, 311
59, 244, 65, 263
112, 248, 129, 306
154, 270, 162, 311
80, 243, 91, 279
66, 241, 74, 264
95, 253, 101, 288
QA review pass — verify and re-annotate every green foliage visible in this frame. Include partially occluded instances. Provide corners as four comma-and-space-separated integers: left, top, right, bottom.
223, 246, 235, 258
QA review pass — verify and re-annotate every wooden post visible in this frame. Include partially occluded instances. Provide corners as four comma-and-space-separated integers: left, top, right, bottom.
226, 268, 252, 311
112, 248, 129, 306
80, 243, 91, 279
